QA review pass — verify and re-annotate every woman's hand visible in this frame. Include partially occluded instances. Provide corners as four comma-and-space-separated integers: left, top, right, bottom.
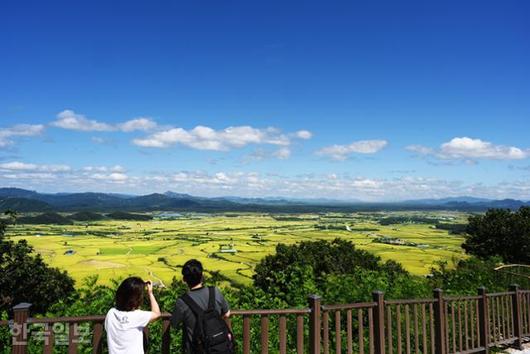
145, 280, 161, 322
145, 280, 154, 294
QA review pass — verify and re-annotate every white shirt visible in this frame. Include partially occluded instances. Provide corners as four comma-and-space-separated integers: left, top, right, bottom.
105, 308, 152, 354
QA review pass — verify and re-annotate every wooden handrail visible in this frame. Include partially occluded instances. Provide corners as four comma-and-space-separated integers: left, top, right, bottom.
2, 288, 529, 354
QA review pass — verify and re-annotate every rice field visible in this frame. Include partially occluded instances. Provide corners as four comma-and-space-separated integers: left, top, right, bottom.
6, 212, 468, 287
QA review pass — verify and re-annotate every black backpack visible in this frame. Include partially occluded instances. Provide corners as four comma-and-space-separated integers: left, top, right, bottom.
180, 287, 234, 354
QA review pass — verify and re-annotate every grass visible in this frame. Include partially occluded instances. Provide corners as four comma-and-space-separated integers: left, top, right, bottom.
7, 211, 469, 287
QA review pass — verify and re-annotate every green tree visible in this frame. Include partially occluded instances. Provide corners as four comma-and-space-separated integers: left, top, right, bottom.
253, 239, 426, 305
321, 268, 430, 304
0, 211, 75, 314
428, 257, 530, 295
463, 207, 530, 263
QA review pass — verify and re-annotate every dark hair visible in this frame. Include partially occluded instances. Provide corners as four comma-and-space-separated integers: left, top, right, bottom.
182, 259, 203, 288
115, 277, 145, 311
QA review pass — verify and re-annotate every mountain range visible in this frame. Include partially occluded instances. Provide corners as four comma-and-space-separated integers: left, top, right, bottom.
0, 188, 529, 213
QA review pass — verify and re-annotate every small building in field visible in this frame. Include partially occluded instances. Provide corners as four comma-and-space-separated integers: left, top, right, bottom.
218, 243, 237, 253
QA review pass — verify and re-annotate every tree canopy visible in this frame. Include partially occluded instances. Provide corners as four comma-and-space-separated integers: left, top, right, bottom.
463, 207, 530, 264
252, 239, 424, 305
0, 211, 75, 314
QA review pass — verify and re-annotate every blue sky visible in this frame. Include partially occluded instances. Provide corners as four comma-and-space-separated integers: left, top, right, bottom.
0, 0, 529, 200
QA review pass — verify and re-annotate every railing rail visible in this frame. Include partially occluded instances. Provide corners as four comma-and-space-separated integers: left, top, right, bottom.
2, 286, 528, 353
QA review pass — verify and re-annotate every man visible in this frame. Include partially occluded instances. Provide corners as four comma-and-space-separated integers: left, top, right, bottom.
171, 259, 233, 353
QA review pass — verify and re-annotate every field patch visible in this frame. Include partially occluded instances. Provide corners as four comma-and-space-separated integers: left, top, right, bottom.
8, 211, 468, 287
78, 260, 126, 269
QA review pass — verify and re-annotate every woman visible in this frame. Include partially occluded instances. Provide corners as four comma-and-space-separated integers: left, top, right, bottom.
105, 277, 161, 354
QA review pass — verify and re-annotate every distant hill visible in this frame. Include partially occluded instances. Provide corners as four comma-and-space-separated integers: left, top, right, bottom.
0, 187, 41, 199
0, 197, 52, 212
106, 211, 153, 220
0, 187, 529, 213
403, 196, 493, 205
214, 196, 294, 205
34, 192, 127, 210
487, 199, 528, 208
125, 193, 199, 210
69, 211, 106, 221
163, 191, 196, 199
17, 212, 73, 225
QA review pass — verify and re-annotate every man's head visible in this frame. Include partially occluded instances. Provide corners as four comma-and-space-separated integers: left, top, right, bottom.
182, 259, 203, 288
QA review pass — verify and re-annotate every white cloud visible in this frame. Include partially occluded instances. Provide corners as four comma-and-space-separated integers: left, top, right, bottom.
82, 165, 125, 173
2, 172, 58, 180
0, 162, 132, 188
133, 125, 296, 151
118, 117, 157, 132
407, 137, 530, 160
317, 140, 388, 160
0, 161, 71, 172
133, 128, 192, 148
109, 173, 128, 181
294, 130, 313, 139
50, 110, 308, 154
0, 124, 45, 147
78, 165, 129, 184
441, 137, 527, 159
2, 166, 530, 201
51, 110, 114, 131
88, 172, 129, 183
102, 172, 128, 182
51, 110, 157, 133
137, 172, 530, 201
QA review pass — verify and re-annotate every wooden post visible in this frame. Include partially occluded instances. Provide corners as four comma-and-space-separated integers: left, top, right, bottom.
510, 285, 523, 350
477, 287, 489, 354
433, 289, 445, 354
92, 322, 104, 354
260, 315, 269, 354
372, 291, 386, 354
161, 317, 171, 354
12, 303, 31, 354
308, 295, 321, 354
243, 315, 251, 354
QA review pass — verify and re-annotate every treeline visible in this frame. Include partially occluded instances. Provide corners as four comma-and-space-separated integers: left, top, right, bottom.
378, 216, 445, 225
14, 211, 153, 225
272, 215, 317, 221
434, 222, 467, 234
377, 215, 467, 234
314, 223, 349, 230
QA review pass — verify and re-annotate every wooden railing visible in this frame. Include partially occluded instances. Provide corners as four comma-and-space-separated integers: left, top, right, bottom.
2, 286, 528, 353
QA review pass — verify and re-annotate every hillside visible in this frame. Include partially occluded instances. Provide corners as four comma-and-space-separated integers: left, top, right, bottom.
0, 188, 529, 213
16, 212, 73, 225
106, 211, 153, 220
0, 197, 52, 212
69, 211, 107, 221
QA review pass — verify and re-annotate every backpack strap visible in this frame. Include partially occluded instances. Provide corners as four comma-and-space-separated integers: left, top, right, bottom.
207, 286, 215, 312
181, 293, 205, 318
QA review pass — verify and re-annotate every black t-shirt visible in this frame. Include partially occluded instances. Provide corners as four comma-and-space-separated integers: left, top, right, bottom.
171, 286, 230, 353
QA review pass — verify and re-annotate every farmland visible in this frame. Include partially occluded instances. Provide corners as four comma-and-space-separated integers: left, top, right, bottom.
6, 211, 469, 287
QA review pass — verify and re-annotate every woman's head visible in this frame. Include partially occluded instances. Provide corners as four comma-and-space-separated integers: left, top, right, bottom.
182, 259, 203, 288
115, 277, 145, 311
